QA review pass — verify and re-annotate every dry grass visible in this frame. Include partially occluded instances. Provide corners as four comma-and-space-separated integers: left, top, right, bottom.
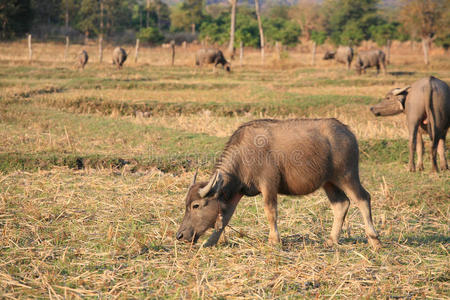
0, 41, 449, 298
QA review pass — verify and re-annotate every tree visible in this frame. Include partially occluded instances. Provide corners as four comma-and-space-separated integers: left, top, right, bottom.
400, 0, 447, 65
290, 0, 323, 40
76, 0, 98, 44
322, 0, 381, 46
170, 0, 203, 33
310, 30, 326, 65
264, 18, 301, 47
370, 22, 399, 63
0, 0, 33, 40
254, 0, 265, 63
227, 0, 236, 57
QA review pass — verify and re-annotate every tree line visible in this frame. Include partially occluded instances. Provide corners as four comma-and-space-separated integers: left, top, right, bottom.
1, 0, 449, 62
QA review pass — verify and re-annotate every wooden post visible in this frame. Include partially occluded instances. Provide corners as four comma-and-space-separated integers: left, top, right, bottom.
64, 36, 69, 62
182, 41, 187, 49
275, 41, 281, 60
239, 41, 243, 66
98, 35, 103, 63
28, 34, 32, 63
311, 41, 316, 66
134, 39, 140, 63
170, 40, 175, 66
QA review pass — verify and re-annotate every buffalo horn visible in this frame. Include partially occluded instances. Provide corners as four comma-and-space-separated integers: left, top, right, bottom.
392, 86, 411, 95
199, 171, 223, 198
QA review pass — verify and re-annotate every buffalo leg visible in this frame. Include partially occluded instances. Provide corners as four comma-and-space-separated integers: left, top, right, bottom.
261, 186, 280, 244
416, 131, 424, 171
376, 64, 380, 75
203, 195, 242, 247
408, 123, 419, 172
437, 135, 448, 170
430, 137, 439, 172
323, 182, 350, 246
340, 181, 380, 250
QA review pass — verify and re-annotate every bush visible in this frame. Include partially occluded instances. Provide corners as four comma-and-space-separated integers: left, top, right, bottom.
263, 18, 301, 47
137, 27, 164, 45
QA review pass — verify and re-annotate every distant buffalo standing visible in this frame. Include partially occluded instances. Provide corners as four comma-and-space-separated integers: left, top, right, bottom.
354, 49, 386, 75
112, 47, 127, 69
370, 76, 449, 172
323, 46, 353, 70
78, 50, 88, 70
195, 48, 231, 72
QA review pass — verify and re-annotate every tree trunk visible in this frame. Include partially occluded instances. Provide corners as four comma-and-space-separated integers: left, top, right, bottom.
422, 37, 430, 65
191, 23, 195, 34
99, 0, 104, 63
311, 41, 316, 66
254, 0, 265, 64
65, 0, 69, 35
228, 0, 236, 58
275, 41, 281, 60
84, 31, 89, 45
146, 0, 150, 28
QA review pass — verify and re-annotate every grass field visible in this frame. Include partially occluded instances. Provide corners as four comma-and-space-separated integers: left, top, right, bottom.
0, 41, 449, 298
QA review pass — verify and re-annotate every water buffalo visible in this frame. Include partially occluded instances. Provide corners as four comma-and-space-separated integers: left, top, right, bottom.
78, 50, 88, 70
195, 48, 231, 72
355, 49, 386, 75
176, 119, 381, 250
370, 76, 449, 172
323, 46, 354, 70
112, 47, 127, 69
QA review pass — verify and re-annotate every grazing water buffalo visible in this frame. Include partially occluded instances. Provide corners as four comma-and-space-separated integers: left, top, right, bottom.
78, 50, 88, 69
195, 48, 231, 72
112, 47, 127, 69
355, 50, 386, 75
323, 46, 354, 70
176, 119, 381, 249
371, 76, 450, 172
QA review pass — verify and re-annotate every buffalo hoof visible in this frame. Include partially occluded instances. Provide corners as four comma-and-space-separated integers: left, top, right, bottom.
368, 237, 382, 251
408, 165, 416, 172
326, 238, 338, 248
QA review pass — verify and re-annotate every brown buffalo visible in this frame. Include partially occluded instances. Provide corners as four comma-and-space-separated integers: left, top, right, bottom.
176, 119, 380, 249
78, 50, 88, 70
355, 49, 386, 75
323, 46, 354, 70
112, 47, 127, 69
195, 48, 231, 72
370, 76, 449, 172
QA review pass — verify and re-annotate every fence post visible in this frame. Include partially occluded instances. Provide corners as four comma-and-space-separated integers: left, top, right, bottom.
134, 39, 140, 63
28, 34, 32, 63
275, 41, 281, 60
64, 36, 69, 62
170, 40, 175, 66
98, 35, 103, 63
239, 41, 243, 66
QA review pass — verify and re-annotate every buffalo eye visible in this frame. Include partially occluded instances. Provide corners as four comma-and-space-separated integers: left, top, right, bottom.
192, 204, 200, 209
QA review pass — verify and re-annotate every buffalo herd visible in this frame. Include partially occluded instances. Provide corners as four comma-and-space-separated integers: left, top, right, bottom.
68, 44, 448, 249
174, 46, 449, 249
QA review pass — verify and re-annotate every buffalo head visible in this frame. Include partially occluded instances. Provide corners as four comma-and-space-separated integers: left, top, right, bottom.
370, 86, 411, 116
323, 51, 336, 60
176, 172, 223, 243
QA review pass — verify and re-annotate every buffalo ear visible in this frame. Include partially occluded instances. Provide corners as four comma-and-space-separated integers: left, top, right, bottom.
198, 171, 223, 198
